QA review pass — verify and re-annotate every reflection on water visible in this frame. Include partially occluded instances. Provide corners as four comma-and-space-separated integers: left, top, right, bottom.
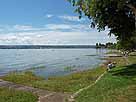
0, 48, 107, 78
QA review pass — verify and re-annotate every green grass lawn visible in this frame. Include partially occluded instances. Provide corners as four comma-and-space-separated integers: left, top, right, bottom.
0, 87, 38, 102
1, 67, 106, 93
76, 55, 136, 102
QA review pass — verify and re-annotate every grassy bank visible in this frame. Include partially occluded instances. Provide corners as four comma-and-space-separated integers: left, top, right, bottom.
76, 65, 136, 102
1, 67, 106, 93
0, 87, 38, 102
76, 55, 136, 102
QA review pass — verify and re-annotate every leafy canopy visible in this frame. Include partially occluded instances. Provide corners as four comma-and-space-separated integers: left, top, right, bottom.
68, 0, 136, 51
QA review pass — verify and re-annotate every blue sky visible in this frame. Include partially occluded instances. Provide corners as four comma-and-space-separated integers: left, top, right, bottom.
0, 0, 116, 45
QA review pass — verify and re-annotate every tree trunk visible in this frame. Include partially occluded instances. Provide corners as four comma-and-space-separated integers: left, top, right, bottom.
127, 4, 136, 28
134, 10, 136, 29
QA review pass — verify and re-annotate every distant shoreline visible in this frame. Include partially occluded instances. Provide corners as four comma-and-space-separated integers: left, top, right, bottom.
0, 45, 99, 49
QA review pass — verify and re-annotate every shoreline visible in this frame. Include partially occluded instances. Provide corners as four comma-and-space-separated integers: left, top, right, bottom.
0, 58, 106, 79
0, 64, 106, 93
0, 65, 102, 79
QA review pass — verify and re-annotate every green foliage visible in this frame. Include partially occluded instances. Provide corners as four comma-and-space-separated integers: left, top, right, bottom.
28, 66, 46, 70
105, 42, 117, 49
96, 43, 106, 48
64, 66, 73, 71
0, 87, 38, 102
68, 0, 136, 51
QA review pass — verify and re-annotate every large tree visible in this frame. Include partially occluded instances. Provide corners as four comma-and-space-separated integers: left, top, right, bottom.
68, 0, 136, 52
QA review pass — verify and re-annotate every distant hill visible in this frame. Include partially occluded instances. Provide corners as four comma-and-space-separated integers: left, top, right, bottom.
0, 45, 96, 49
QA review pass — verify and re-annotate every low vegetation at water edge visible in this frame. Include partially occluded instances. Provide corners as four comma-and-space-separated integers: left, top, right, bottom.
1, 67, 106, 93
0, 87, 38, 102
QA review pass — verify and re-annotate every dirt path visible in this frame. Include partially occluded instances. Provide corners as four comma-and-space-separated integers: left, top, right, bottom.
0, 79, 71, 102
68, 71, 107, 102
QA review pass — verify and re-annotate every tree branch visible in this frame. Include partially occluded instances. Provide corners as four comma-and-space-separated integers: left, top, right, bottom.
126, 4, 136, 15
127, 4, 136, 28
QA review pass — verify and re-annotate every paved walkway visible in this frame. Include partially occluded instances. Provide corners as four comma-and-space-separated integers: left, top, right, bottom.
0, 79, 71, 102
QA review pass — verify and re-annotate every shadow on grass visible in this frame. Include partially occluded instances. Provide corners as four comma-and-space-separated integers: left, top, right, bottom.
110, 64, 136, 77
129, 54, 136, 56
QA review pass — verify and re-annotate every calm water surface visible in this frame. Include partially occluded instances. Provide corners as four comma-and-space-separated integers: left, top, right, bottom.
0, 49, 107, 78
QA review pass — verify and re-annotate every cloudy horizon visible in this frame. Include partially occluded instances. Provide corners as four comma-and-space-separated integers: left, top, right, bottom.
0, 0, 116, 45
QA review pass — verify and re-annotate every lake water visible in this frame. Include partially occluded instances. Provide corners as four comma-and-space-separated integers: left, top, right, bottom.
0, 49, 108, 78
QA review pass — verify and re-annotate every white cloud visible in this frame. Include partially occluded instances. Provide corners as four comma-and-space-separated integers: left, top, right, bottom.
13, 25, 33, 31
44, 24, 90, 31
44, 24, 72, 30
58, 15, 85, 22
0, 25, 44, 32
0, 23, 116, 45
45, 14, 53, 18
0, 30, 116, 45
44, 14, 85, 22
0, 24, 89, 32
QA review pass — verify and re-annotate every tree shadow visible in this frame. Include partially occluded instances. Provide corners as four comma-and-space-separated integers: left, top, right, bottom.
129, 54, 136, 56
110, 64, 136, 77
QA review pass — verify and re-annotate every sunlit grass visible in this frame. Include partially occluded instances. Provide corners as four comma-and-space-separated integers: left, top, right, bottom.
76, 55, 136, 102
